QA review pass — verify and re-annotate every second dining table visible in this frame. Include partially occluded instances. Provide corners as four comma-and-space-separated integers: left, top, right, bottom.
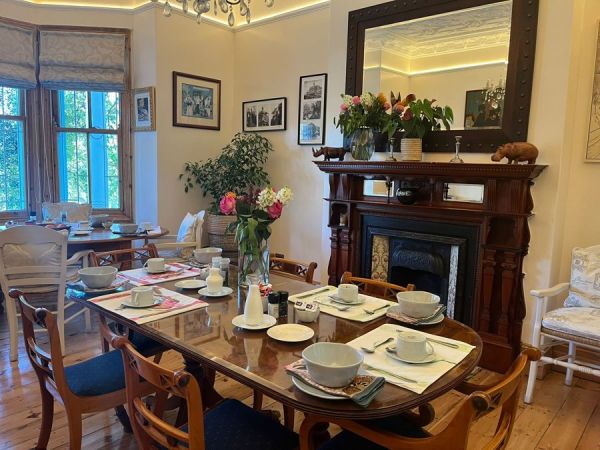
71, 266, 482, 439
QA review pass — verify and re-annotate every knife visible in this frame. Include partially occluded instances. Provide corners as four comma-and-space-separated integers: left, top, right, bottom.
294, 287, 332, 300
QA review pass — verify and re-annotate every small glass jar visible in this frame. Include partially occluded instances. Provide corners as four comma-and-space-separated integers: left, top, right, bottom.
268, 292, 280, 318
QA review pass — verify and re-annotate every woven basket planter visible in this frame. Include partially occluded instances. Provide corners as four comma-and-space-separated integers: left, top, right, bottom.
205, 214, 238, 259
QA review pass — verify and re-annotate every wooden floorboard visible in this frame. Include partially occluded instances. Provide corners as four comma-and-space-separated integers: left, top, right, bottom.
0, 311, 599, 449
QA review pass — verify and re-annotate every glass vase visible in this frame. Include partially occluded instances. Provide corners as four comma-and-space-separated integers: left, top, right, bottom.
238, 238, 270, 287
351, 127, 375, 161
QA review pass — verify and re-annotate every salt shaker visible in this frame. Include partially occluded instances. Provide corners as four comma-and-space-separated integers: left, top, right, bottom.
268, 292, 280, 319
278, 291, 289, 318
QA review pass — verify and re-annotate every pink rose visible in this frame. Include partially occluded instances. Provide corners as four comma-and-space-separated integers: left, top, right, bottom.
219, 196, 236, 215
266, 200, 283, 220
340, 103, 348, 112
402, 108, 413, 121
384, 102, 391, 111
352, 96, 361, 106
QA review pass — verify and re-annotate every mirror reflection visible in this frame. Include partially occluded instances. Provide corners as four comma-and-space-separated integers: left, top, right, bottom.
363, 1, 511, 131
443, 183, 485, 204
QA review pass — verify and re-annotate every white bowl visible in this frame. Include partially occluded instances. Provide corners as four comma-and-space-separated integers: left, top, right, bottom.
78, 266, 118, 289
89, 214, 109, 228
302, 343, 363, 388
118, 223, 139, 234
295, 303, 320, 323
396, 291, 440, 318
193, 247, 223, 264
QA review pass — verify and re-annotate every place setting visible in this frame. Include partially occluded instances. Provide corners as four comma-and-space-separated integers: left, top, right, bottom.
117, 258, 202, 286
67, 266, 128, 295
386, 291, 447, 326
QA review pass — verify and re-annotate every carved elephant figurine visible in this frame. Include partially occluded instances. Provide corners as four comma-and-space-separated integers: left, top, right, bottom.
491, 142, 539, 165
312, 146, 345, 161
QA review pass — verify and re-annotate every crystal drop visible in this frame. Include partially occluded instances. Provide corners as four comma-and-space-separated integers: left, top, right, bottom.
265, 0, 274, 7
240, 0, 248, 16
182, 0, 188, 13
202, 0, 210, 13
246, 8, 251, 24
197, 12, 202, 23
214, 0, 217, 15
163, 1, 172, 16
228, 10, 235, 26
219, 0, 229, 13
193, 0, 200, 12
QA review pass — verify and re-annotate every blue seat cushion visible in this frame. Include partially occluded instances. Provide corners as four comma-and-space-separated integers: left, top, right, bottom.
108, 322, 163, 356
319, 415, 429, 450
64, 350, 125, 397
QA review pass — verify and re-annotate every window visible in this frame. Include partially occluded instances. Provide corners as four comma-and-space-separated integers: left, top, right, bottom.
0, 86, 27, 214
54, 90, 122, 210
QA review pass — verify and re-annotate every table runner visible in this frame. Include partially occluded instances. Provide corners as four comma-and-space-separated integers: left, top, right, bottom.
347, 324, 475, 394
289, 286, 396, 322
117, 262, 201, 286
89, 287, 208, 324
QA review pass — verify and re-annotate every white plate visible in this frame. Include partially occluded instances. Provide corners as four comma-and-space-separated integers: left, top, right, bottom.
385, 346, 437, 364
174, 279, 207, 290
121, 296, 163, 309
328, 294, 366, 306
232, 314, 277, 330
143, 266, 172, 274
291, 377, 346, 401
69, 279, 127, 294
267, 324, 315, 342
198, 287, 234, 297
72, 230, 92, 236
414, 314, 445, 326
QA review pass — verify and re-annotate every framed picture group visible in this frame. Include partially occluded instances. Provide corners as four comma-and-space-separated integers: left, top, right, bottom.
298, 73, 327, 145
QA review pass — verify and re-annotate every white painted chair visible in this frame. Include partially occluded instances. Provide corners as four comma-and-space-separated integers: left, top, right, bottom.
0, 226, 92, 361
41, 202, 91, 222
524, 245, 600, 403
153, 210, 207, 261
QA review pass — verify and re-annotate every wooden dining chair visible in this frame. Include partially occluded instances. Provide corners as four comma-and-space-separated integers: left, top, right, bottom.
10, 289, 150, 450
113, 337, 299, 450
89, 243, 159, 270
299, 348, 541, 450
340, 271, 415, 301
270, 256, 318, 284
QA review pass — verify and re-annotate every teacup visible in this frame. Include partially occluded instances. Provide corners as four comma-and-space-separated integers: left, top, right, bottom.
144, 258, 166, 273
395, 332, 433, 361
337, 284, 359, 303
130, 286, 155, 307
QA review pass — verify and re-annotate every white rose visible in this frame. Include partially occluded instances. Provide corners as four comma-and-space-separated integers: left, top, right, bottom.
276, 186, 293, 205
257, 187, 277, 210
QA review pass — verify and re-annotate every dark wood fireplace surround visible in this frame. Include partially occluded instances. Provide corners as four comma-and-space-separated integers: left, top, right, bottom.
316, 161, 546, 372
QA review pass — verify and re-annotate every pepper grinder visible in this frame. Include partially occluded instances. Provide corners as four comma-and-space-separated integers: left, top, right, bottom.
450, 135, 464, 163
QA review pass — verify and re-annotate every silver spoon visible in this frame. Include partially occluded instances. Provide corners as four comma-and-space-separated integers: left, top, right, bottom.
363, 304, 391, 315
360, 336, 394, 353
313, 300, 351, 311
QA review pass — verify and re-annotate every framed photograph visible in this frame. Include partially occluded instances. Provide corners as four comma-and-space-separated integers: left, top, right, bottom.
242, 97, 287, 132
298, 73, 327, 145
132, 87, 156, 131
586, 22, 600, 162
173, 71, 221, 130
464, 89, 503, 129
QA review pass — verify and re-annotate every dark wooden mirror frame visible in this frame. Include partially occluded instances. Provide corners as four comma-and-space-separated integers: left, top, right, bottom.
346, 0, 539, 153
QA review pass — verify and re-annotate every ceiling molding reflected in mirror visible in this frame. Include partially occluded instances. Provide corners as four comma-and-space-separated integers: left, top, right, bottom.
346, 0, 539, 153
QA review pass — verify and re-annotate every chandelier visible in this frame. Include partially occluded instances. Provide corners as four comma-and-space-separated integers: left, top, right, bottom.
154, 0, 275, 27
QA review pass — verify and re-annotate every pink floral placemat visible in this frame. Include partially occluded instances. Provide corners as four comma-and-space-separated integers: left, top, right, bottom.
89, 287, 208, 324
117, 263, 202, 286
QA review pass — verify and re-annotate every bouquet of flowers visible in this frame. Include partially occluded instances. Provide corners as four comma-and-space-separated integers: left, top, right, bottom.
386, 93, 454, 139
220, 186, 293, 284
334, 92, 390, 137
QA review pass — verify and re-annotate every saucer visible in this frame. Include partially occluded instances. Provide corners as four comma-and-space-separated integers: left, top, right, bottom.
291, 377, 346, 401
232, 314, 277, 330
174, 279, 207, 290
267, 324, 314, 342
329, 294, 366, 306
385, 346, 437, 364
413, 314, 445, 326
121, 296, 163, 309
198, 287, 233, 297
68, 279, 127, 294
143, 266, 170, 274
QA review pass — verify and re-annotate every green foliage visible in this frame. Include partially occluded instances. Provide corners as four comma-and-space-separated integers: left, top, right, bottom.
0, 86, 26, 212
180, 133, 273, 213
400, 98, 454, 139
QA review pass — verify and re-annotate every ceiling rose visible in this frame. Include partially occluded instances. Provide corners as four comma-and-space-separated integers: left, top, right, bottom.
151, 0, 275, 26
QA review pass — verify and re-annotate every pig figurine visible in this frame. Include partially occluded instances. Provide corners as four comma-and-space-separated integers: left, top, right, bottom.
491, 142, 539, 165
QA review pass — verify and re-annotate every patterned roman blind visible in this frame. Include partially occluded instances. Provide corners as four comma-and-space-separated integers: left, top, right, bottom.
38, 30, 128, 92
0, 19, 37, 89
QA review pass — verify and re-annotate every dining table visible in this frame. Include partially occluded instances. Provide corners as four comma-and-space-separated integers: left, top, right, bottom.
66, 227, 169, 257
70, 267, 483, 442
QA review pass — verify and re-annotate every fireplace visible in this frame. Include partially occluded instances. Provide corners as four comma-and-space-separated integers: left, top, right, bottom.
362, 216, 478, 325
316, 161, 547, 372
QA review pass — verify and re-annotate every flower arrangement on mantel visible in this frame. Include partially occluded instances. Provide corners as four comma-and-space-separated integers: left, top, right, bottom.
386, 93, 454, 139
220, 186, 293, 284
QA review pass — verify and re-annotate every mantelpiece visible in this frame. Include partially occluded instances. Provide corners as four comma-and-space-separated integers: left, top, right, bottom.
316, 161, 546, 372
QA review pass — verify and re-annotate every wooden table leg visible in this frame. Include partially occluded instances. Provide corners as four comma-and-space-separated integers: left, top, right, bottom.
183, 357, 223, 410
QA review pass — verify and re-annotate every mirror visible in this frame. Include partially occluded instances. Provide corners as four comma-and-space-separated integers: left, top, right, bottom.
346, 0, 539, 152
363, 2, 511, 131
443, 183, 485, 204
364, 180, 389, 197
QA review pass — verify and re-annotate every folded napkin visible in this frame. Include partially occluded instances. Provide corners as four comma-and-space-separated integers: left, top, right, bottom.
386, 304, 444, 325
285, 360, 385, 408
117, 263, 202, 286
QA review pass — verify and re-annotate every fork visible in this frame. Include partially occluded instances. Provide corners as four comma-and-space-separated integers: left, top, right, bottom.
362, 364, 419, 384
313, 300, 351, 311
363, 303, 391, 315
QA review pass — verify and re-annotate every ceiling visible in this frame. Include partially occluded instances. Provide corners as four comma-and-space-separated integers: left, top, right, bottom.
16, 0, 327, 26
364, 1, 512, 59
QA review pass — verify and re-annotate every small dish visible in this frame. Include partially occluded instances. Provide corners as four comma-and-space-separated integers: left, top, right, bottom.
329, 294, 366, 306
143, 266, 170, 274
174, 279, 207, 290
198, 286, 233, 297
72, 229, 92, 236
120, 296, 163, 309
231, 314, 277, 330
291, 377, 346, 401
385, 346, 438, 364
267, 324, 315, 342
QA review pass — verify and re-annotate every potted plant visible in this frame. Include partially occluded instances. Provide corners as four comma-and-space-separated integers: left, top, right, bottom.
180, 133, 273, 256
387, 94, 454, 161
335, 92, 390, 160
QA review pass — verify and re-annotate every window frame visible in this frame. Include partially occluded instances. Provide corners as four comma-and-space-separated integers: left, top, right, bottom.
0, 86, 30, 221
